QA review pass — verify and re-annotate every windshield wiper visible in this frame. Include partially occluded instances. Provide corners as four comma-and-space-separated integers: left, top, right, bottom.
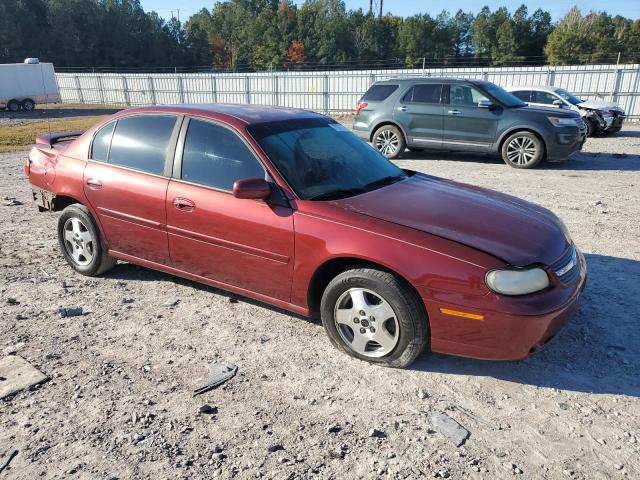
360, 174, 406, 192
310, 187, 365, 201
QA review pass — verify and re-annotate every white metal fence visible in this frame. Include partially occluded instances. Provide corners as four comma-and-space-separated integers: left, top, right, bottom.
56, 64, 640, 118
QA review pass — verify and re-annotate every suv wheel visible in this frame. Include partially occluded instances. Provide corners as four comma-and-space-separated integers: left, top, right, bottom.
373, 125, 405, 159
58, 204, 116, 276
320, 268, 428, 368
7, 100, 21, 112
501, 132, 544, 169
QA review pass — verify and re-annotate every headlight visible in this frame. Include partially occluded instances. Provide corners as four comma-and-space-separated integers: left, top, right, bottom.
486, 267, 550, 296
547, 116, 581, 128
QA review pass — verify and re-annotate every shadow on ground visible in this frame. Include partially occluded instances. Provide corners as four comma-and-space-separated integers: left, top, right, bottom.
411, 253, 640, 397
401, 149, 640, 172
105, 250, 639, 396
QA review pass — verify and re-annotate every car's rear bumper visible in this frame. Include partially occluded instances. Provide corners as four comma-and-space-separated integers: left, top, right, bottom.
426, 250, 587, 361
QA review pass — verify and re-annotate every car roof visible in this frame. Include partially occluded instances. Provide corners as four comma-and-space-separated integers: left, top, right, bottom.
117, 104, 325, 126
374, 77, 483, 85
506, 85, 560, 92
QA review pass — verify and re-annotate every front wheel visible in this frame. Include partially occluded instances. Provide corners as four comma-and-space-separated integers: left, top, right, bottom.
7, 100, 20, 112
320, 268, 428, 368
57, 204, 116, 276
373, 125, 406, 159
501, 132, 545, 169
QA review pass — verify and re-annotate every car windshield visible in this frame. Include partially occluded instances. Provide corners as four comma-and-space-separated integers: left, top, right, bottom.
555, 88, 583, 105
481, 82, 526, 108
248, 118, 407, 200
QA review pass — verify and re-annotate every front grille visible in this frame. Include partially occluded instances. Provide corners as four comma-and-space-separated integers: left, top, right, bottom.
550, 245, 580, 284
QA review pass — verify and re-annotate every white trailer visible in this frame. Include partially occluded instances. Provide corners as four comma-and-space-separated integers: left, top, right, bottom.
0, 60, 61, 112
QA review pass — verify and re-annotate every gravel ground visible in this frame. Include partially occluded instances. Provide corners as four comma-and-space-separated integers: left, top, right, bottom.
0, 105, 122, 127
1, 125, 639, 480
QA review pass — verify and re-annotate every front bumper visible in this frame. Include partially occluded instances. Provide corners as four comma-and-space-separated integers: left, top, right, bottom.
547, 127, 586, 161
426, 249, 587, 361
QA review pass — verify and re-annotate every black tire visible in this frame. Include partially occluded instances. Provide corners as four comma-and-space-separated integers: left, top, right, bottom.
372, 125, 406, 159
57, 204, 116, 276
585, 119, 596, 137
7, 100, 21, 112
320, 268, 429, 368
21, 99, 35, 111
501, 131, 545, 169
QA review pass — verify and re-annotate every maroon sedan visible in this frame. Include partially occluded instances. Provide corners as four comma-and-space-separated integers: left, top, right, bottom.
26, 105, 586, 368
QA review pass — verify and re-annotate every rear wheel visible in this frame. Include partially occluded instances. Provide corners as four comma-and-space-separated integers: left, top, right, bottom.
501, 131, 544, 169
373, 125, 405, 159
7, 100, 20, 112
57, 204, 116, 276
21, 99, 35, 111
320, 268, 428, 368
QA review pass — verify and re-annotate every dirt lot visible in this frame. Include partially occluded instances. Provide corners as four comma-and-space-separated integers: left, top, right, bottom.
1, 125, 639, 480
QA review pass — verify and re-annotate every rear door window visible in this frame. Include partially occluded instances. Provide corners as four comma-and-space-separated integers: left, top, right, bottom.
91, 121, 115, 162
108, 115, 177, 175
180, 119, 265, 191
403, 84, 443, 104
361, 84, 398, 102
511, 90, 532, 102
532, 91, 558, 105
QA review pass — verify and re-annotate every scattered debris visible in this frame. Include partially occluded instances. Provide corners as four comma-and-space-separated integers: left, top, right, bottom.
589, 200, 603, 206
193, 361, 238, 397
57, 307, 83, 318
267, 443, 284, 453
199, 404, 217, 414
0, 355, 48, 399
430, 412, 470, 447
162, 298, 180, 307
327, 425, 341, 433
259, 335, 270, 344
368, 428, 386, 438
417, 387, 429, 400
5, 298, 19, 305
2, 196, 22, 206
0, 449, 18, 474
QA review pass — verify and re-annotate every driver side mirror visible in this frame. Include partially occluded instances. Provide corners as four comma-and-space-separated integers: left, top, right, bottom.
553, 99, 564, 108
478, 100, 494, 109
232, 178, 271, 200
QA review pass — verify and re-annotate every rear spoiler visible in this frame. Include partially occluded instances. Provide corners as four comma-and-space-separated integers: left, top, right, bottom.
35, 131, 85, 147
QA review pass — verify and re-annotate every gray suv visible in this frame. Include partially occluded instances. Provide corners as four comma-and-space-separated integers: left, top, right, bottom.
352, 78, 587, 168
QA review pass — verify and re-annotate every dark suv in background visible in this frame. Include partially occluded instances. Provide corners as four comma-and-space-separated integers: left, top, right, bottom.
353, 78, 587, 168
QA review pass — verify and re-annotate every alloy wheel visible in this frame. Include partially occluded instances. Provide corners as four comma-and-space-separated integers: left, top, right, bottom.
334, 288, 399, 358
63, 217, 95, 266
506, 136, 537, 166
374, 129, 400, 156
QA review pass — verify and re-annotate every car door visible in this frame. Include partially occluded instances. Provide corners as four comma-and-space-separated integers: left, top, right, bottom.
83, 114, 180, 265
393, 83, 444, 148
165, 117, 295, 301
442, 84, 500, 148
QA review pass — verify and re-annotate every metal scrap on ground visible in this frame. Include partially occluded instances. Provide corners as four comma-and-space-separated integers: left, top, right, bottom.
0, 355, 48, 399
430, 412, 470, 447
0, 449, 18, 474
193, 361, 238, 397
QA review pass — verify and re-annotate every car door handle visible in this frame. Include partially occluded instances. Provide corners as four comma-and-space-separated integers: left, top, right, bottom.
86, 178, 102, 189
173, 197, 195, 212
448, 109, 462, 115
397, 106, 407, 112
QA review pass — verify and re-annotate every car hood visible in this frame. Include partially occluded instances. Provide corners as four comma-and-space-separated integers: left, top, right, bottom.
577, 100, 621, 111
333, 173, 569, 266
519, 105, 579, 117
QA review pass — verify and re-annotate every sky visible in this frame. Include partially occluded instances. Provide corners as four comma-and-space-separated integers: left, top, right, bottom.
140, 0, 640, 23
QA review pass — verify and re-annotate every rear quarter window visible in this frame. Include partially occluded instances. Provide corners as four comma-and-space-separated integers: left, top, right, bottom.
361, 84, 398, 102
91, 121, 115, 162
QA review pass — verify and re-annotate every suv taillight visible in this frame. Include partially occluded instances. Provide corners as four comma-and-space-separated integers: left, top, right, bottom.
355, 102, 368, 116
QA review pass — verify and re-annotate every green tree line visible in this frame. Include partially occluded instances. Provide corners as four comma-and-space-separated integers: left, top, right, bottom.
1, 0, 639, 71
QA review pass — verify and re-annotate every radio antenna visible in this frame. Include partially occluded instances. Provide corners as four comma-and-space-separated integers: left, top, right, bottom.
38, 60, 52, 139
